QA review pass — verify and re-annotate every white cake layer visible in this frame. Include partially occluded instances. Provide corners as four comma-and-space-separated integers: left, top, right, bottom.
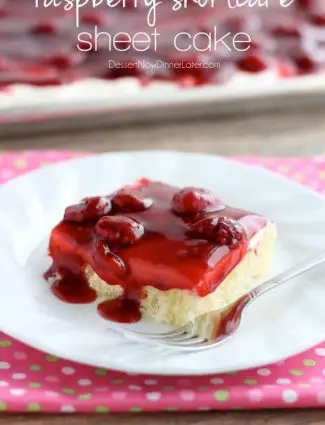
88, 221, 277, 327
0, 68, 279, 110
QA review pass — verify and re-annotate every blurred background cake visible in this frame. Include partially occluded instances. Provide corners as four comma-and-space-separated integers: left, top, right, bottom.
0, 0, 324, 131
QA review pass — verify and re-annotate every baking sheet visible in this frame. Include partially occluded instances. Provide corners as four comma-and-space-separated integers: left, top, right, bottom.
1, 73, 325, 136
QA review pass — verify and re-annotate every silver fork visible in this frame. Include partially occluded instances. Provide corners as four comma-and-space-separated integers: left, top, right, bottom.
118, 250, 325, 350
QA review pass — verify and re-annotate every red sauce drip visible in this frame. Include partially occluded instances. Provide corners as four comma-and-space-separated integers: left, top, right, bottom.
45, 179, 267, 323
0, 1, 324, 88
98, 297, 141, 323
212, 295, 250, 341
46, 265, 97, 304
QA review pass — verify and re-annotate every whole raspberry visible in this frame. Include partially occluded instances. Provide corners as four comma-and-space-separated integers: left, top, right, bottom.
111, 189, 153, 212
189, 216, 246, 249
172, 187, 222, 215
95, 215, 144, 246
64, 196, 111, 222
237, 53, 269, 73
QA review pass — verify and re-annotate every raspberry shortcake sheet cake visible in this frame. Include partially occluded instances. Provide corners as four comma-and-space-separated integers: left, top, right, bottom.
45, 178, 276, 327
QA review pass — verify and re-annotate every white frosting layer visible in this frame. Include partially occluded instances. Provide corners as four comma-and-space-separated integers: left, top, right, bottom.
0, 68, 279, 111
248, 221, 271, 250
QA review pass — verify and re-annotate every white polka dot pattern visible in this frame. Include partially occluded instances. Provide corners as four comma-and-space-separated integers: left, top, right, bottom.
315, 348, 325, 357
146, 392, 162, 401
257, 368, 271, 376
317, 391, 325, 404
144, 379, 158, 386
61, 367, 76, 376
210, 378, 225, 385
248, 389, 263, 402
282, 390, 298, 404
13, 352, 27, 360
78, 379, 92, 387
276, 378, 292, 385
9, 389, 27, 397
60, 405, 76, 413
12, 374, 26, 380
179, 390, 196, 401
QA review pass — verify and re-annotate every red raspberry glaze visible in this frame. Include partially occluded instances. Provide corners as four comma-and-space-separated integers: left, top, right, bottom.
45, 179, 268, 323
45, 265, 97, 304
98, 297, 141, 323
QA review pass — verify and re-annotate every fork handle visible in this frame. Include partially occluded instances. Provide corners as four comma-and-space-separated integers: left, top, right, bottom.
251, 249, 325, 299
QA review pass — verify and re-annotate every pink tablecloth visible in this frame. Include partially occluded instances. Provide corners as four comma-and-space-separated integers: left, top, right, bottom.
0, 151, 325, 413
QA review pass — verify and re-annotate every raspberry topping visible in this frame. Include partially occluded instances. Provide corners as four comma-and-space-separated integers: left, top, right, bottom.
81, 13, 105, 26
297, 0, 311, 8
109, 61, 141, 79
95, 216, 145, 246
294, 51, 319, 73
31, 22, 57, 35
237, 53, 269, 73
46, 53, 75, 69
64, 196, 111, 222
92, 239, 127, 284
189, 216, 247, 248
112, 189, 153, 212
172, 187, 223, 215
310, 13, 325, 26
272, 25, 302, 38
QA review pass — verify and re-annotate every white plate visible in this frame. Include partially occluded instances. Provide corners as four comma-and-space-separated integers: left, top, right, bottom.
0, 151, 325, 376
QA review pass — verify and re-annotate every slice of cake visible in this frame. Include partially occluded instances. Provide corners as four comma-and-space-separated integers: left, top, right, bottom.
45, 178, 276, 327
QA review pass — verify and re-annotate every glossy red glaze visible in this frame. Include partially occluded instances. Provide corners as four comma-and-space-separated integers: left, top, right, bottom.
45, 265, 97, 304
98, 297, 142, 323
0, 1, 324, 89
212, 297, 247, 341
45, 179, 268, 323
